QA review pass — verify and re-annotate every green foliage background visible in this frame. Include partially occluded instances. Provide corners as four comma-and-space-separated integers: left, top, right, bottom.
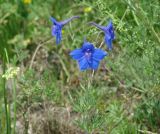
0, 0, 160, 133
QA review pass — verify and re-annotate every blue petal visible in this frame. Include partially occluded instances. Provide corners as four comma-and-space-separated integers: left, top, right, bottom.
106, 21, 113, 29
91, 59, 100, 70
51, 26, 56, 36
51, 25, 62, 44
106, 21, 115, 39
78, 57, 89, 71
56, 31, 62, 44
105, 34, 112, 50
70, 49, 84, 60
82, 42, 94, 52
110, 30, 115, 40
92, 49, 107, 61
50, 17, 58, 25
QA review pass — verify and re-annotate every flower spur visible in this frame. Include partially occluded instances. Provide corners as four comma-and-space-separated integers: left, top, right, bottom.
50, 16, 80, 44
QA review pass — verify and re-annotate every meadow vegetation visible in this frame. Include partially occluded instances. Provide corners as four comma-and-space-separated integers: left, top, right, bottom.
0, 0, 160, 133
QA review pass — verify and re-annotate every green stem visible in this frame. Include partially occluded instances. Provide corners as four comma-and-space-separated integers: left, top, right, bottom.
8, 104, 12, 133
12, 79, 17, 134
2, 58, 10, 134
4, 48, 12, 134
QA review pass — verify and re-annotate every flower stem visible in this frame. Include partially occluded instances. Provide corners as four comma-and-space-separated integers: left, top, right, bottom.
91, 70, 95, 78
13, 78, 17, 134
5, 48, 17, 134
87, 70, 95, 89
7, 104, 11, 133
4, 48, 12, 134
98, 40, 104, 48
2, 57, 10, 134
88, 39, 104, 88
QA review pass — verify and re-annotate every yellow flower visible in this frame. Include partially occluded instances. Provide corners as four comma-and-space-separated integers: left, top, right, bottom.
84, 7, 92, 13
62, 30, 65, 34
23, 0, 32, 4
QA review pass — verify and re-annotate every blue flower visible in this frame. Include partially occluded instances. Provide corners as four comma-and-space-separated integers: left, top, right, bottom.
50, 16, 80, 44
70, 39, 107, 71
89, 20, 115, 50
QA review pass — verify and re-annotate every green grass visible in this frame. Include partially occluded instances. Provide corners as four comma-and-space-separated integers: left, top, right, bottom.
0, 0, 160, 133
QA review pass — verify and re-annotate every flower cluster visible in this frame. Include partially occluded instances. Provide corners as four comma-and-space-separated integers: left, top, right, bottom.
50, 16, 115, 71
2, 67, 20, 80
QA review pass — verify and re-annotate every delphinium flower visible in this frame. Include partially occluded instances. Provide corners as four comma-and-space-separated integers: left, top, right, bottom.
89, 21, 115, 50
70, 39, 107, 71
50, 16, 80, 44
